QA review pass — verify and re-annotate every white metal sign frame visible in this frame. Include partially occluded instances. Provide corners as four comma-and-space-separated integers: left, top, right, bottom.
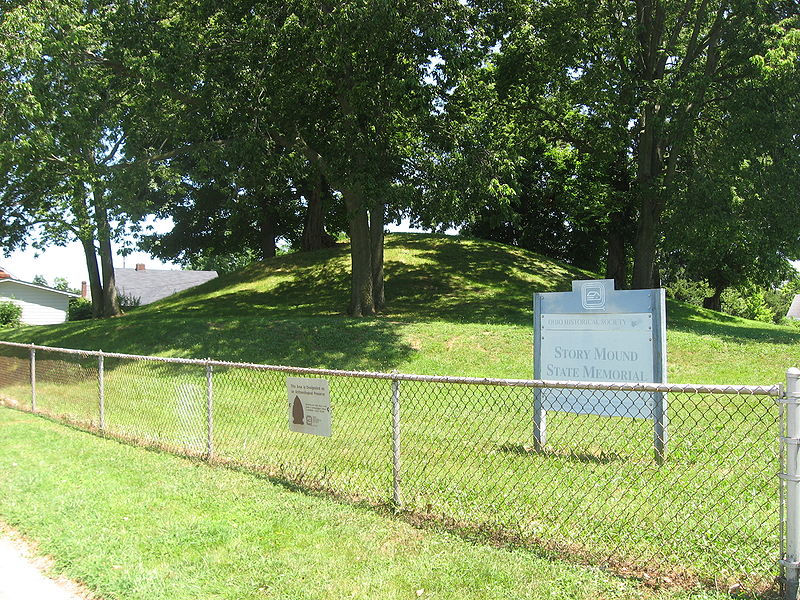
533, 279, 668, 463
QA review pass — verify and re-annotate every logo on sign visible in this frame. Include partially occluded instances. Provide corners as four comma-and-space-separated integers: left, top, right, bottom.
581, 282, 606, 310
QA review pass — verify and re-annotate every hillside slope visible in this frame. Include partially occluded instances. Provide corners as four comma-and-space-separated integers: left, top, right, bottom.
1, 233, 798, 384
139, 233, 594, 322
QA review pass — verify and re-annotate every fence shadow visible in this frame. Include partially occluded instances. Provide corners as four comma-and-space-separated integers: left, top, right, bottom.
17, 407, 776, 600
496, 443, 626, 465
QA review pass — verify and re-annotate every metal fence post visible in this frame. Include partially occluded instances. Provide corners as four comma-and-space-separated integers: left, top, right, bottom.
654, 391, 667, 465
783, 367, 800, 600
98, 351, 105, 432
29, 345, 36, 412
206, 362, 213, 460
533, 388, 546, 451
391, 374, 401, 508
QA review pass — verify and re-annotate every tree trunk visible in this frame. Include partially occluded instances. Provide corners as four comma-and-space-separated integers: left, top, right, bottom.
605, 152, 632, 289
259, 197, 277, 259
651, 260, 662, 289
97, 234, 121, 317
703, 285, 724, 312
605, 211, 628, 290
631, 101, 663, 290
369, 202, 385, 312
98, 235, 121, 317
344, 188, 375, 317
301, 174, 336, 251
93, 188, 122, 317
296, 140, 384, 316
79, 236, 103, 318
631, 200, 659, 290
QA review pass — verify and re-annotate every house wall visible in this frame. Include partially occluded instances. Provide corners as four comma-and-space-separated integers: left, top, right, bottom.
0, 282, 69, 325
788, 294, 800, 320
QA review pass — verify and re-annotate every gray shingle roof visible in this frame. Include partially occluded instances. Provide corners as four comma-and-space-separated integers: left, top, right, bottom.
0, 278, 79, 297
114, 268, 218, 305
788, 294, 800, 320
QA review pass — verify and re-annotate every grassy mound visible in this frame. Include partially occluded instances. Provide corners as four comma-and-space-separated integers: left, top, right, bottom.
1, 232, 798, 384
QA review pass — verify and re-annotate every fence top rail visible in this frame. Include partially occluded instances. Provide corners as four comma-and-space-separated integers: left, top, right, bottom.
0, 340, 782, 397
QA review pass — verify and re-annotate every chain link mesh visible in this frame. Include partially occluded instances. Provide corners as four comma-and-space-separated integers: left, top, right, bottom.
0, 342, 782, 593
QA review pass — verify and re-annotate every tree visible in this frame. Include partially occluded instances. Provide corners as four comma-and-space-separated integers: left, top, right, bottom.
141, 151, 306, 265
457, 138, 618, 274
105, 0, 476, 316
53, 277, 78, 293
493, 0, 796, 288
250, 0, 473, 315
109, 0, 350, 294
0, 0, 146, 317
662, 16, 800, 309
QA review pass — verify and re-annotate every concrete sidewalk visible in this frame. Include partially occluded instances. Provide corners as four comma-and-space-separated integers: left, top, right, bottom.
0, 534, 88, 600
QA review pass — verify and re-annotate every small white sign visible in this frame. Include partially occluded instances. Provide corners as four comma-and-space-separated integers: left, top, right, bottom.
287, 377, 331, 437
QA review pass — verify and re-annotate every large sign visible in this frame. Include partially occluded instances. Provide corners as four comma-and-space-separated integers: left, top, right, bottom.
287, 377, 331, 437
533, 280, 667, 459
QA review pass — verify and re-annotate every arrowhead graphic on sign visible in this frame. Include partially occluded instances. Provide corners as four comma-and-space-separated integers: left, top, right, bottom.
292, 395, 305, 425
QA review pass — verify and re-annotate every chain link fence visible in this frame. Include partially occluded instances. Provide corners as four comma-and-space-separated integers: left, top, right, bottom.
0, 341, 785, 595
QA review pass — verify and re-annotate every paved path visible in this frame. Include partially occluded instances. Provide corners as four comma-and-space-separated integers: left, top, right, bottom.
0, 535, 87, 600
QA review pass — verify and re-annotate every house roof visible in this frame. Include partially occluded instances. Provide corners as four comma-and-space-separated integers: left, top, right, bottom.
0, 278, 79, 297
114, 267, 218, 305
788, 294, 800, 320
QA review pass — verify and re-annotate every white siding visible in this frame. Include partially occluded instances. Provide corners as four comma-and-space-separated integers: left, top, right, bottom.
0, 282, 69, 325
788, 294, 800, 320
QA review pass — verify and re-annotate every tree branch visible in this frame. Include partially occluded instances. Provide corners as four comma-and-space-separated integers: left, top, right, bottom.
102, 134, 126, 165
108, 139, 228, 169
498, 99, 596, 157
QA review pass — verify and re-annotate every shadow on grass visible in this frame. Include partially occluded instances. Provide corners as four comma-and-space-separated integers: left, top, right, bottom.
132, 234, 590, 326
9, 313, 414, 372
0, 233, 593, 364
19, 405, 777, 600
142, 244, 352, 319
496, 443, 626, 465
381, 235, 590, 325
4, 233, 799, 368
667, 301, 800, 346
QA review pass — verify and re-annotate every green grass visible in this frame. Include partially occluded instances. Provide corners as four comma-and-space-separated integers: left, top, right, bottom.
0, 408, 724, 600
0, 347, 781, 592
0, 232, 797, 596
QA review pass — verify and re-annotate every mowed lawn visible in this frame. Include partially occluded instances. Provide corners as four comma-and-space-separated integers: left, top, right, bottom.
0, 345, 781, 590
0, 408, 724, 600
1, 234, 797, 386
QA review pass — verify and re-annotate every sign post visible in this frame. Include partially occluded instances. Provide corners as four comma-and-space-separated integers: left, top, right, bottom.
534, 279, 667, 463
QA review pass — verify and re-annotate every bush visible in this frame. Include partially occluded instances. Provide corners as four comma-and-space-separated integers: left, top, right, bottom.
0, 300, 22, 328
664, 277, 712, 306
721, 287, 774, 323
118, 291, 141, 311
779, 317, 800, 329
68, 297, 93, 321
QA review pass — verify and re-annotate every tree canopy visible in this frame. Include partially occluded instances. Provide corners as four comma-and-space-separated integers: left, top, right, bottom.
1, 0, 797, 317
